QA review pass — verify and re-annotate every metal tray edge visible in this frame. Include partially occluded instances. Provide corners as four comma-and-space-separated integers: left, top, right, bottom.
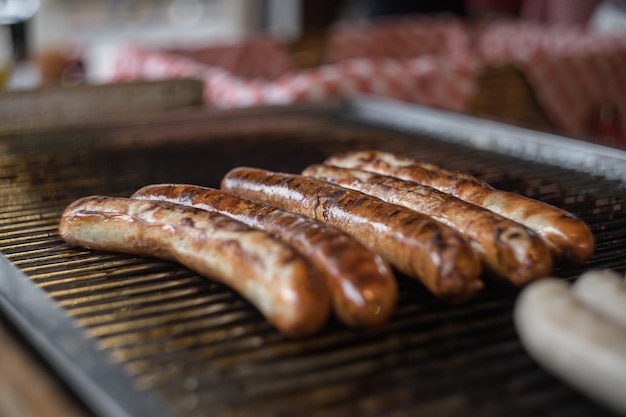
346, 96, 626, 183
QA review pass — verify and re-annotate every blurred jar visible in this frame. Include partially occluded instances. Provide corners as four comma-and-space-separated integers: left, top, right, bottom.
0, 0, 40, 89
31, 0, 73, 85
0, 0, 40, 24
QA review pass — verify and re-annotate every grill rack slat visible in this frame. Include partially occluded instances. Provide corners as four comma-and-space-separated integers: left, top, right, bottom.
0, 102, 623, 417
68, 284, 218, 319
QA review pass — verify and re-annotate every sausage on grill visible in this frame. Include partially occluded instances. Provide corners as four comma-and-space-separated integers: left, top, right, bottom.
221, 167, 484, 304
131, 184, 398, 327
324, 150, 594, 264
58, 196, 330, 337
515, 278, 626, 415
303, 164, 553, 286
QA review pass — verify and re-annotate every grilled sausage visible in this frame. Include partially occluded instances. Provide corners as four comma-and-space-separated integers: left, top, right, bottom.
131, 184, 398, 328
324, 150, 594, 264
221, 167, 484, 304
58, 196, 330, 337
514, 278, 626, 415
303, 164, 553, 286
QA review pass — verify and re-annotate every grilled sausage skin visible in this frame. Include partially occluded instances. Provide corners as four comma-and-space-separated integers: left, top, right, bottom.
303, 164, 553, 286
131, 184, 398, 327
59, 196, 330, 337
221, 167, 484, 304
325, 150, 594, 264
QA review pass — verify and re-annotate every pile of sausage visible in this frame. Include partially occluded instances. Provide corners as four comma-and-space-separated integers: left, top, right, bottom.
59, 150, 594, 337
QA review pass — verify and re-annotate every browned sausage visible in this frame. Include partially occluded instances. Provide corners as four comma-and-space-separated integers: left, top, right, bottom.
58, 196, 330, 337
131, 184, 398, 327
325, 150, 594, 264
303, 164, 553, 286
221, 167, 484, 304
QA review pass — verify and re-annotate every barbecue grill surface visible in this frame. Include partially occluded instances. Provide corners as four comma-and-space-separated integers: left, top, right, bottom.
0, 100, 624, 417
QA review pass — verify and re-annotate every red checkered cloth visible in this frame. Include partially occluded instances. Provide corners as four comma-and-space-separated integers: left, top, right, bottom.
112, 30, 480, 112
161, 36, 292, 80
477, 22, 626, 146
520, 0, 601, 26
110, 18, 626, 147
325, 15, 471, 62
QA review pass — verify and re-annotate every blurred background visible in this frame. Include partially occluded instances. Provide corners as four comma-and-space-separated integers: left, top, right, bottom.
3, 0, 624, 87
1, 0, 625, 145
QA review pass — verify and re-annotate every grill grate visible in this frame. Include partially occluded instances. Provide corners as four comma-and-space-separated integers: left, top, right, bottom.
0, 102, 624, 417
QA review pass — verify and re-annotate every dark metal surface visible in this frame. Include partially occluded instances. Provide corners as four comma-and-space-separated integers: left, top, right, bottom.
0, 100, 624, 417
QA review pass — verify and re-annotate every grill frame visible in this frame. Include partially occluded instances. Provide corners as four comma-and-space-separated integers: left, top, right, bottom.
0, 98, 624, 417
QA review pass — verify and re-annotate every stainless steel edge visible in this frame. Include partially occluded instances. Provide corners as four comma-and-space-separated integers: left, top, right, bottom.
0, 254, 180, 417
346, 96, 626, 183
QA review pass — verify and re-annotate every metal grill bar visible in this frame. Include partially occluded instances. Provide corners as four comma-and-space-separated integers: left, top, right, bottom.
0, 101, 623, 417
